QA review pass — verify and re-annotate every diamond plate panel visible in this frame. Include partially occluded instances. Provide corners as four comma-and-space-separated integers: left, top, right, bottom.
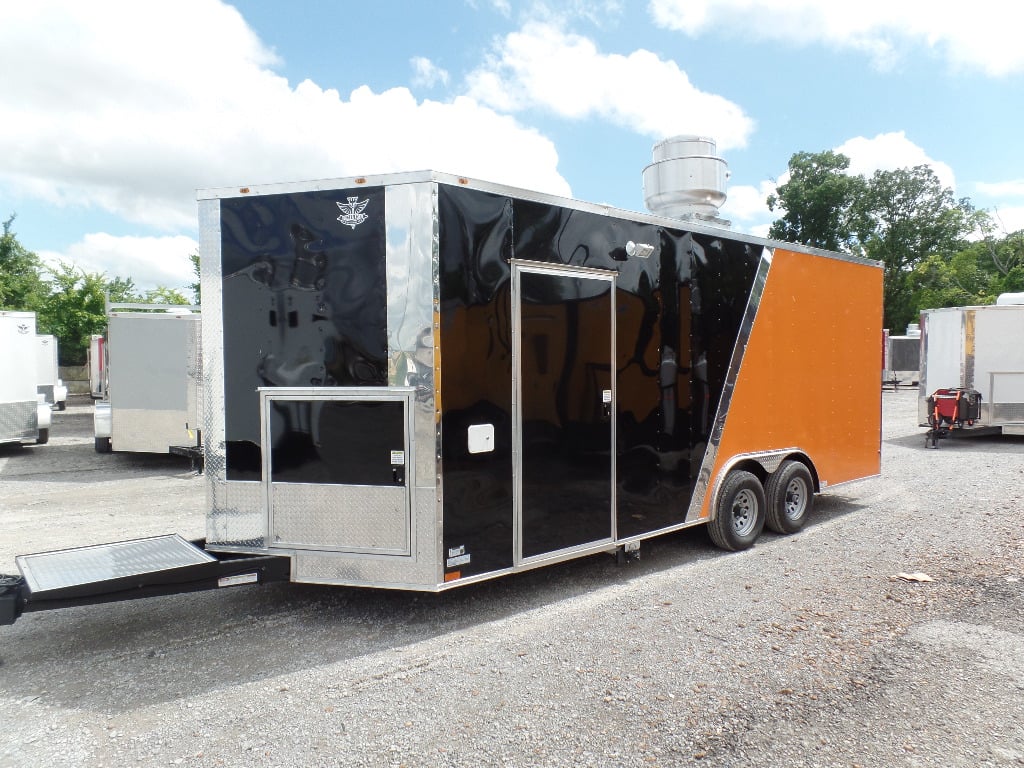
18, 534, 214, 595
271, 483, 409, 554
293, 491, 439, 587
0, 400, 36, 442
198, 199, 268, 546
993, 403, 1024, 422
207, 480, 265, 547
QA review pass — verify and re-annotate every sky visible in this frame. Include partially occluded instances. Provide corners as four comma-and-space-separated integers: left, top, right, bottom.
1, 0, 1023, 291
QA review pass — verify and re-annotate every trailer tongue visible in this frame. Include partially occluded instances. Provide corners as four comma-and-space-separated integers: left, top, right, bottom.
0, 535, 290, 625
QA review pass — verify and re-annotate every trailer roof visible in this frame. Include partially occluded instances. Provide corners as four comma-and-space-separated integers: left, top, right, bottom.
922, 303, 1024, 313
197, 169, 880, 269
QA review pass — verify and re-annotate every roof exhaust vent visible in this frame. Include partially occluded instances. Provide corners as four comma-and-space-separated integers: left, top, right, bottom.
642, 136, 730, 226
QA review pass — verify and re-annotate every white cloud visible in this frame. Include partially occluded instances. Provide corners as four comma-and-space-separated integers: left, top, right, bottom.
39, 234, 198, 290
465, 22, 754, 148
986, 207, 1024, 234
720, 181, 777, 233
648, 0, 1024, 75
974, 180, 1024, 233
835, 132, 956, 191
410, 57, 450, 89
976, 180, 1024, 198
0, 0, 570, 238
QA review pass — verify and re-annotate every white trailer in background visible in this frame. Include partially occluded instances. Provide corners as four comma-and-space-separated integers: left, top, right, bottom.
919, 298, 1024, 444
87, 333, 105, 400
882, 323, 921, 388
0, 312, 51, 446
93, 304, 202, 459
35, 335, 68, 411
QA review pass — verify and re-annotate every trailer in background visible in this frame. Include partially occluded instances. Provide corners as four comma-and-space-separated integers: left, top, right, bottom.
0, 312, 51, 447
93, 304, 202, 458
35, 335, 68, 411
87, 333, 105, 400
2, 160, 883, 623
882, 323, 921, 388
919, 299, 1024, 446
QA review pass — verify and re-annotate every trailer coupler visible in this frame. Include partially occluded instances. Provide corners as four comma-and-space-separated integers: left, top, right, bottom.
0, 535, 291, 626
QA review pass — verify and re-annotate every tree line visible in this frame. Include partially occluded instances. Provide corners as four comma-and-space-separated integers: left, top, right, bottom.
1, 214, 200, 365
767, 150, 1023, 331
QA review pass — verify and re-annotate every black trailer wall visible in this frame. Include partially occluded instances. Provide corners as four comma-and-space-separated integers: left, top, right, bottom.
219, 187, 388, 481
437, 184, 761, 579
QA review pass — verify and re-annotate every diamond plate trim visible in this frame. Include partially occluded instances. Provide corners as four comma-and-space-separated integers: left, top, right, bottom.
292, 491, 438, 587
207, 480, 265, 548
0, 400, 36, 442
271, 483, 409, 554
993, 403, 1024, 422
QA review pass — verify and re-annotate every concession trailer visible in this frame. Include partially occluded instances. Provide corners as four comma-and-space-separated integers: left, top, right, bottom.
92, 303, 202, 458
0, 141, 884, 625
919, 299, 1024, 446
35, 334, 68, 411
0, 312, 51, 447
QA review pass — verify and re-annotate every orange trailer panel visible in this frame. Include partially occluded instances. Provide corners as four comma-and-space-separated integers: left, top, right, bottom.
698, 247, 882, 519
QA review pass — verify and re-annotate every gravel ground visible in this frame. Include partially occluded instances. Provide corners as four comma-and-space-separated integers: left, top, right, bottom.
0, 389, 1022, 768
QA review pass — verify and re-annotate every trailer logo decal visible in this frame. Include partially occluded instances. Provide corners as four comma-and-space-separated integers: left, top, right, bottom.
16, 323, 29, 335
336, 196, 369, 229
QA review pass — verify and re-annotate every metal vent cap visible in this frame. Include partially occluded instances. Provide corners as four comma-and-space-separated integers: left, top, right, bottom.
642, 135, 730, 225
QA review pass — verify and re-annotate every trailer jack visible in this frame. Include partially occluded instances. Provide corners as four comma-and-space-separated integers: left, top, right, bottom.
615, 541, 641, 566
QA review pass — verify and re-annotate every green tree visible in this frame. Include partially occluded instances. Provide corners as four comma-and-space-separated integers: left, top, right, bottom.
107, 276, 142, 303
36, 263, 109, 365
144, 286, 191, 305
189, 252, 201, 305
980, 225, 1024, 295
913, 227, 1024, 313
766, 151, 867, 252
767, 154, 984, 330
858, 166, 982, 330
0, 214, 49, 310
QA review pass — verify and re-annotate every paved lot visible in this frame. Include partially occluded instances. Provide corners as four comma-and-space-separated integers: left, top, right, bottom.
0, 390, 1022, 767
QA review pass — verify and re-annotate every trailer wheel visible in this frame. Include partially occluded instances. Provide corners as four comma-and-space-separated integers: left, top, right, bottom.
36, 428, 49, 445
95, 436, 111, 453
707, 470, 766, 551
57, 401, 66, 411
765, 460, 814, 534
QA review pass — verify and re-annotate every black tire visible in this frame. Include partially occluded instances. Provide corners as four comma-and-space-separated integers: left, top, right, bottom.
36, 428, 49, 445
765, 460, 814, 534
707, 470, 766, 551
57, 401, 66, 411
95, 436, 112, 453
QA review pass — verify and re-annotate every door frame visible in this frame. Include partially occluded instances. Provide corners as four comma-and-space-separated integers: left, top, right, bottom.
259, 386, 416, 556
511, 260, 617, 567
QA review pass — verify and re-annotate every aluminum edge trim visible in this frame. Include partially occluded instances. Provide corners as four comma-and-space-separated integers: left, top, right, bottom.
511, 264, 523, 566
685, 247, 772, 523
